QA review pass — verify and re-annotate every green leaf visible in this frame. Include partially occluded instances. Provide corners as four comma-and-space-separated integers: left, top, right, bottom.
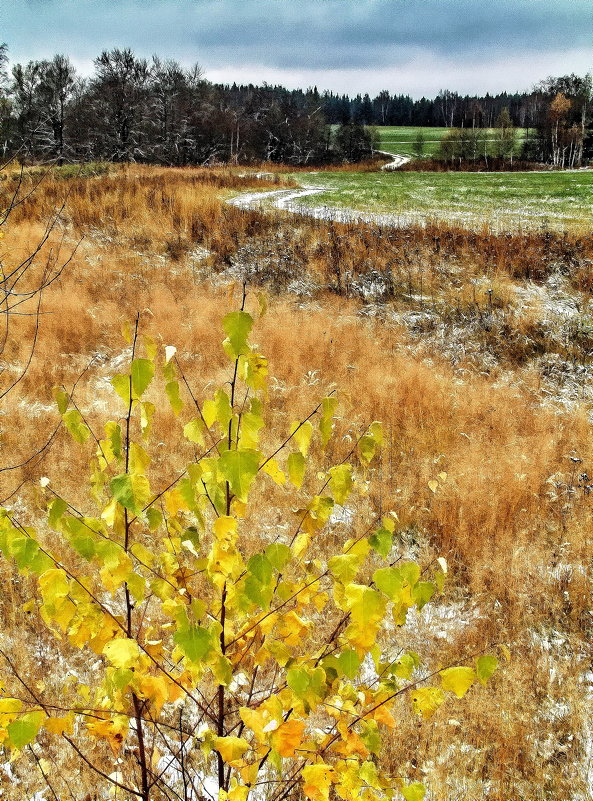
265, 542, 291, 571
391, 651, 420, 680
399, 562, 421, 587
7, 711, 45, 749
358, 421, 383, 466
287, 451, 306, 489
131, 358, 154, 398
10, 537, 52, 574
476, 655, 499, 685
401, 782, 425, 801
338, 649, 360, 679
287, 668, 310, 698
223, 311, 253, 358
62, 517, 97, 560
319, 396, 338, 448
174, 625, 212, 663
329, 553, 360, 585
440, 666, 476, 698
112, 668, 134, 691
369, 527, 392, 557
217, 449, 261, 502
243, 575, 273, 609
328, 464, 353, 505
247, 553, 273, 584
184, 418, 206, 446
360, 720, 381, 755
203, 389, 232, 430
48, 497, 68, 530
166, 380, 183, 415
373, 567, 404, 600
146, 507, 163, 531
110, 473, 151, 514
413, 581, 436, 610
63, 409, 91, 444
111, 374, 131, 405
52, 386, 69, 415
103, 421, 122, 461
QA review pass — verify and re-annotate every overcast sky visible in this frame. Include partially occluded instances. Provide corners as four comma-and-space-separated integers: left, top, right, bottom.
1, 0, 591, 97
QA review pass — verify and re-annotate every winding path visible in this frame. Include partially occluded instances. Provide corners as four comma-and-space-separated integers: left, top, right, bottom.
228, 152, 414, 225
375, 150, 412, 170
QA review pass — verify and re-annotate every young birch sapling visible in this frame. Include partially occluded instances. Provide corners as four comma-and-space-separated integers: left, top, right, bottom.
0, 293, 499, 801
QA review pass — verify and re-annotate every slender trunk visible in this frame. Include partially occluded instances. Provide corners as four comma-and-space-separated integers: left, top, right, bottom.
124, 316, 150, 801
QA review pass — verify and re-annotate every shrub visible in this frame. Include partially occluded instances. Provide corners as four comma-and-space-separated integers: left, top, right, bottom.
0, 291, 498, 800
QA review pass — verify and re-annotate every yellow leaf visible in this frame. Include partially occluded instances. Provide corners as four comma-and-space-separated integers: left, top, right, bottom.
103, 638, 141, 670
440, 666, 475, 699
261, 458, 286, 486
135, 675, 170, 715
228, 785, 249, 801
207, 516, 243, 585
372, 704, 396, 728
302, 763, 334, 801
121, 321, 132, 344
0, 699, 22, 715
86, 714, 129, 753
215, 736, 250, 766
129, 442, 150, 475
335, 719, 368, 758
292, 532, 310, 559
411, 687, 445, 719
278, 610, 311, 647
44, 715, 74, 736
271, 719, 305, 757
499, 643, 512, 662
427, 480, 438, 494
164, 488, 189, 517
239, 706, 269, 741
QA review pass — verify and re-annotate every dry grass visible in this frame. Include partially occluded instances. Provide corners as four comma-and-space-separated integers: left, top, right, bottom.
0, 164, 592, 799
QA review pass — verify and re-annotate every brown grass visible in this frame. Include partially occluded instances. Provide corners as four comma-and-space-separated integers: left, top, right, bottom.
0, 164, 592, 799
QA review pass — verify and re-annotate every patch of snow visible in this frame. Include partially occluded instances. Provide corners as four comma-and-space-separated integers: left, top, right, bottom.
329, 504, 355, 526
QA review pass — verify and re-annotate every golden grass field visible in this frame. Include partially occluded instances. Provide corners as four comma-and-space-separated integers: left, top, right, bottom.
1, 164, 592, 799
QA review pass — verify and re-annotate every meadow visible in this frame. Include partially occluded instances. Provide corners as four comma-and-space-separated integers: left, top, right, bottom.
0, 163, 593, 800
290, 168, 593, 231
374, 125, 527, 157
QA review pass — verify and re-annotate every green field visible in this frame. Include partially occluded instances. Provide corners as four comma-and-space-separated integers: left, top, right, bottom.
374, 126, 527, 158
295, 169, 593, 230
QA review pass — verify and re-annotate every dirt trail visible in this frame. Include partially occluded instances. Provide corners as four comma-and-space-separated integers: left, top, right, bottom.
228, 152, 413, 224
227, 183, 425, 227
375, 150, 412, 170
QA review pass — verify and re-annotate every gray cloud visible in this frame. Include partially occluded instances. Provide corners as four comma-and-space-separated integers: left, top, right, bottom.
1, 0, 591, 94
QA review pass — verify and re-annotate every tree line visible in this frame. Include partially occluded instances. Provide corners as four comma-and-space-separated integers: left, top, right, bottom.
0, 43, 590, 168
0, 46, 374, 166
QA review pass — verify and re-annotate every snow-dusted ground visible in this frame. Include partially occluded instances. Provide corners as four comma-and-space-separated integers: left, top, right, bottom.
228, 183, 432, 228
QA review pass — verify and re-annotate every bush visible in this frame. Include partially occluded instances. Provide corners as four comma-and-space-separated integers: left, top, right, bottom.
0, 291, 498, 800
